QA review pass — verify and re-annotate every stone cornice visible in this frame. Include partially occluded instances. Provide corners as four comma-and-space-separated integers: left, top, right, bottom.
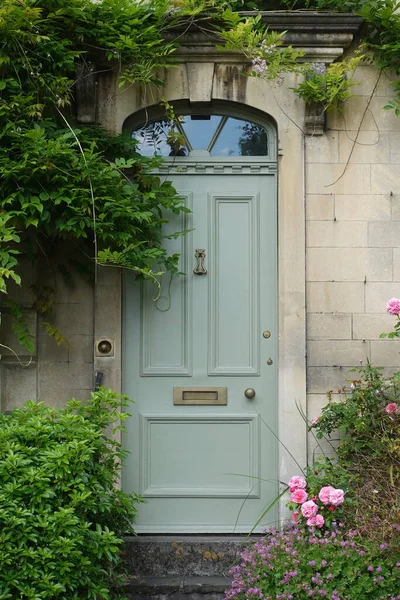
253, 10, 363, 34
174, 11, 364, 63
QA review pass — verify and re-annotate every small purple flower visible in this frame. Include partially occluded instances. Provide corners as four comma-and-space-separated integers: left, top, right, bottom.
312, 63, 326, 76
252, 58, 267, 75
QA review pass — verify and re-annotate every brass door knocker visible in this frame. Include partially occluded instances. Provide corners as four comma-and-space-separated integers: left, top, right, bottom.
193, 249, 207, 275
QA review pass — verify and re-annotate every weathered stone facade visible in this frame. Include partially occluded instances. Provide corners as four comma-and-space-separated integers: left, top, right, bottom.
306, 64, 400, 459
1, 12, 399, 507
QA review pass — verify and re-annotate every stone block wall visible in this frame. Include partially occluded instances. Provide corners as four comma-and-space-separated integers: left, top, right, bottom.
1, 59, 399, 474
0, 256, 95, 412
306, 65, 400, 460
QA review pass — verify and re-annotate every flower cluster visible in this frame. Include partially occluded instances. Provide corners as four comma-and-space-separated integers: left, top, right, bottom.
386, 402, 399, 414
260, 39, 276, 54
225, 523, 400, 600
252, 57, 267, 74
288, 476, 344, 529
252, 39, 278, 73
382, 297, 400, 342
387, 297, 400, 316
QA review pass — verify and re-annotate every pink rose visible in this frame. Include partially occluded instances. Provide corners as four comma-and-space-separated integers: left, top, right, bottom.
292, 511, 300, 522
385, 403, 398, 414
319, 486, 335, 505
291, 489, 308, 504
301, 500, 318, 518
307, 514, 325, 528
288, 476, 306, 490
387, 298, 400, 316
311, 416, 321, 426
329, 488, 345, 507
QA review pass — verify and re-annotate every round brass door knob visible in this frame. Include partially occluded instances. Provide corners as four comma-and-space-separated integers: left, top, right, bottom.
244, 388, 256, 399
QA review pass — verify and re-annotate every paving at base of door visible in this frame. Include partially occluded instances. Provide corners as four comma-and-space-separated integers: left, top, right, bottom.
124, 575, 230, 600
123, 535, 254, 600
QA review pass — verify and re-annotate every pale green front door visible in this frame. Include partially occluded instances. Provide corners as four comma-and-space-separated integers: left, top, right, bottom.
123, 163, 277, 533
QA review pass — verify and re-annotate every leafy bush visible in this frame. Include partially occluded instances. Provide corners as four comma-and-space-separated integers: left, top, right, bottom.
0, 0, 191, 298
292, 58, 362, 111
225, 300, 400, 599
310, 362, 400, 548
226, 523, 400, 600
0, 388, 141, 600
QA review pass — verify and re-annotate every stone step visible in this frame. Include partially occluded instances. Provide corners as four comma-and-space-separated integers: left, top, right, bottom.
125, 575, 231, 600
123, 535, 251, 578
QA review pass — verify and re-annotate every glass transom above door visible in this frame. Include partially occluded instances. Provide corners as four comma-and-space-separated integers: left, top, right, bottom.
133, 115, 270, 158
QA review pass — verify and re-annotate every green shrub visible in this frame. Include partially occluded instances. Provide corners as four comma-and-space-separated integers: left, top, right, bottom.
225, 523, 400, 600
225, 302, 400, 599
225, 359, 400, 598
0, 388, 141, 600
310, 363, 400, 548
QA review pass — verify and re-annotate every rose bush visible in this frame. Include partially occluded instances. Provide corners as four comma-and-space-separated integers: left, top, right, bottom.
286, 475, 346, 531
309, 364, 400, 547
225, 299, 400, 599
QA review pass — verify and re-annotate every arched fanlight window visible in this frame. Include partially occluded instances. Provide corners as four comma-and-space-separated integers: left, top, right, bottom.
133, 114, 269, 158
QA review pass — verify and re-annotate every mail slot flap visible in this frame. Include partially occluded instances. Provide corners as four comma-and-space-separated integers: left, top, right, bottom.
173, 387, 227, 405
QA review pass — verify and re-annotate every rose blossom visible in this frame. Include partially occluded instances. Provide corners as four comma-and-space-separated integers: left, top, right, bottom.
311, 416, 321, 425
319, 486, 335, 505
288, 476, 306, 490
291, 489, 308, 504
385, 402, 398, 414
307, 514, 325, 528
329, 488, 345, 507
387, 298, 400, 316
301, 500, 318, 518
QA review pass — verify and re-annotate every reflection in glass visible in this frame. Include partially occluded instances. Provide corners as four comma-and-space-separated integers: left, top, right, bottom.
181, 115, 222, 151
132, 121, 188, 157
132, 120, 171, 157
211, 118, 268, 156
133, 115, 269, 157
239, 123, 269, 156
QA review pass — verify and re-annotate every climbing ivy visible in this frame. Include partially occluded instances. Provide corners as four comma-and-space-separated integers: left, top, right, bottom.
228, 0, 400, 114
0, 0, 225, 348
292, 57, 363, 110
0, 0, 261, 306
0, 0, 188, 299
218, 9, 363, 110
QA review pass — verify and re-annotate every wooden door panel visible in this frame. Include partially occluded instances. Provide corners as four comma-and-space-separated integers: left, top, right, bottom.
123, 171, 277, 533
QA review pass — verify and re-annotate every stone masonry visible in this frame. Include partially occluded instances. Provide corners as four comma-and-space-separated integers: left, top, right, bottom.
306, 65, 400, 460
1, 14, 400, 493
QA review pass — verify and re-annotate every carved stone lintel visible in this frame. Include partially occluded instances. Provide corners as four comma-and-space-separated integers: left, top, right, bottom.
172, 12, 363, 64
76, 62, 97, 124
304, 101, 326, 136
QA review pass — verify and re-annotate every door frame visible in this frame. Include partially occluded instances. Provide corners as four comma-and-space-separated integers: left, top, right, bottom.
94, 90, 307, 525
123, 166, 278, 533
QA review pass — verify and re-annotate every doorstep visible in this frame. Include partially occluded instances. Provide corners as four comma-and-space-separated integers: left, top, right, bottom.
125, 575, 231, 600
123, 535, 252, 577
